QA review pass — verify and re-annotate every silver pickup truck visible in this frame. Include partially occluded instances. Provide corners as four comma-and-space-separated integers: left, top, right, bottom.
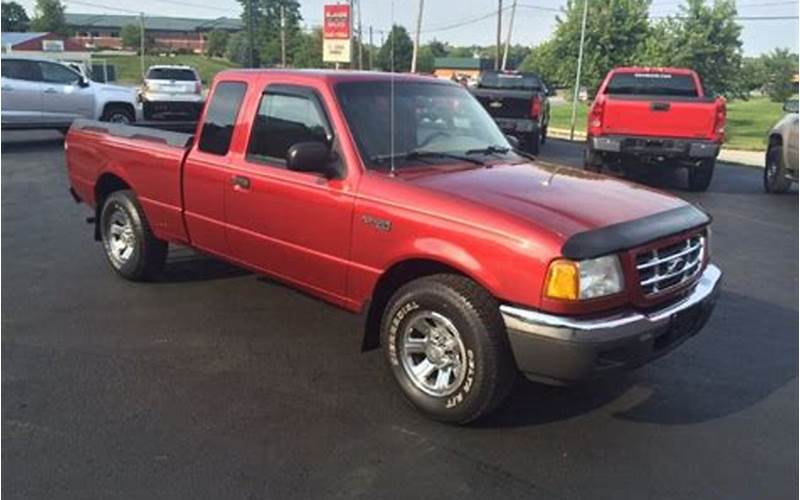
1, 56, 139, 130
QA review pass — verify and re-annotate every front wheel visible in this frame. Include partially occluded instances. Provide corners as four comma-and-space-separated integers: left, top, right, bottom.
100, 190, 167, 281
380, 274, 516, 424
100, 104, 134, 124
764, 144, 791, 193
688, 159, 715, 191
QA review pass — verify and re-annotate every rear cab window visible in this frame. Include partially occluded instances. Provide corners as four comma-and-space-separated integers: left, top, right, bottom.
605, 72, 699, 97
146, 68, 198, 81
478, 71, 543, 91
197, 81, 247, 155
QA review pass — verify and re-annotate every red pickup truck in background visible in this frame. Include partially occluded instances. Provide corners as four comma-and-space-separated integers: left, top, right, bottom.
585, 67, 726, 191
65, 70, 721, 423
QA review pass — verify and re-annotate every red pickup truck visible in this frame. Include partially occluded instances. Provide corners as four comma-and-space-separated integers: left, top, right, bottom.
66, 70, 721, 423
585, 67, 726, 191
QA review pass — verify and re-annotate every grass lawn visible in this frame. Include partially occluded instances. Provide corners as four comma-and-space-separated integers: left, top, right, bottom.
548, 97, 786, 152
95, 54, 240, 85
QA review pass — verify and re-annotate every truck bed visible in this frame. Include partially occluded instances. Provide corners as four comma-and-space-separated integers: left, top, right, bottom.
65, 119, 192, 243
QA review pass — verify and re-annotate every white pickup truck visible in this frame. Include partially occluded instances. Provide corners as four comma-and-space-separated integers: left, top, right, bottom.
1, 56, 139, 131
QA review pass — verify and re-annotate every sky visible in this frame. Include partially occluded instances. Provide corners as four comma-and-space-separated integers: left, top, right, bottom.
15, 0, 800, 56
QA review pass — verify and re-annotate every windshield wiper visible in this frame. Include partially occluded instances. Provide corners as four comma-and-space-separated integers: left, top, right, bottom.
371, 150, 484, 166
464, 145, 511, 156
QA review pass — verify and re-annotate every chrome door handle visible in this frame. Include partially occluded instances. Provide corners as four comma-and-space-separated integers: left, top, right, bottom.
231, 175, 251, 190
44, 88, 58, 94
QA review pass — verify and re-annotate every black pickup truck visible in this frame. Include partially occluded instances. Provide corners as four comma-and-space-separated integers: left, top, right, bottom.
470, 70, 551, 154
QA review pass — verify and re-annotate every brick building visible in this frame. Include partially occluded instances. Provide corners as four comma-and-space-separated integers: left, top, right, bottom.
66, 13, 242, 53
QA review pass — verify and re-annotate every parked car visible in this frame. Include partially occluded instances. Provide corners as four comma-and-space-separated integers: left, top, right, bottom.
65, 70, 722, 424
470, 70, 551, 154
585, 67, 727, 191
1, 56, 138, 130
140, 65, 204, 121
764, 98, 799, 193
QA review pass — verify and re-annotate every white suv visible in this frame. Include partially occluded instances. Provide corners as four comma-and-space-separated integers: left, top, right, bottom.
1, 56, 139, 130
140, 65, 204, 120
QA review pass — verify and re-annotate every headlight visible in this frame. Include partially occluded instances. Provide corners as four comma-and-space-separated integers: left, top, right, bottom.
544, 255, 625, 300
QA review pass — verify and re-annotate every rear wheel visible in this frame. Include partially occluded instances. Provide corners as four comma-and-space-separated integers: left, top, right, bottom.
100, 104, 134, 124
688, 159, 714, 191
583, 148, 603, 172
764, 144, 791, 193
540, 125, 548, 144
380, 274, 516, 424
100, 190, 167, 281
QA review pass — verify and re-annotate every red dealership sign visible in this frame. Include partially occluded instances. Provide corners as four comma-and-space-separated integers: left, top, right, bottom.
323, 4, 351, 40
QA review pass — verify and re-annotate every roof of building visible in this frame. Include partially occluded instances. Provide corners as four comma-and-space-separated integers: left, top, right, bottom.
434, 57, 495, 70
65, 13, 243, 32
1, 32, 48, 47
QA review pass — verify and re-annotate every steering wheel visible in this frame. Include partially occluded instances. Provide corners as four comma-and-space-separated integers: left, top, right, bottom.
418, 131, 452, 149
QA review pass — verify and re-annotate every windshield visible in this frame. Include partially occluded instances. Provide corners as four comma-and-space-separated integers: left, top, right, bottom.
478, 71, 543, 91
335, 80, 512, 169
605, 73, 698, 97
146, 68, 198, 81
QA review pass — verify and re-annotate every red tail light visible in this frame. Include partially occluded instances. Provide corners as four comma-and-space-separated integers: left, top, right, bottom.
713, 99, 726, 142
588, 98, 605, 137
530, 95, 542, 120
195, 82, 202, 94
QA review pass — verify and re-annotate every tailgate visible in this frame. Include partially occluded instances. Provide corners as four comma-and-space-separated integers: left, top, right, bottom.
473, 89, 533, 119
602, 96, 717, 139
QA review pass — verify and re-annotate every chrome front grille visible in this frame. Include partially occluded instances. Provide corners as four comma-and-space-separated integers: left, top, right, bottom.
636, 235, 704, 296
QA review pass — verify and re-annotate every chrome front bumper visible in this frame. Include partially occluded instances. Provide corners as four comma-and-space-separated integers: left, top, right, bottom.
499, 264, 722, 384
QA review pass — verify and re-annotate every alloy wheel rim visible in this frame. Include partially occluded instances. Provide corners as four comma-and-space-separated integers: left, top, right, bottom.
110, 113, 130, 124
399, 310, 468, 397
105, 206, 135, 266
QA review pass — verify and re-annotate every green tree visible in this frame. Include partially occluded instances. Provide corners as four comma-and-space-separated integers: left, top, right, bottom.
120, 24, 142, 51
238, 0, 303, 67
546, 0, 651, 97
739, 56, 766, 95
293, 28, 323, 68
225, 31, 256, 66
641, 0, 743, 97
205, 29, 229, 58
761, 48, 800, 102
519, 40, 561, 86
427, 39, 449, 58
29, 0, 67, 35
376, 25, 413, 72
2, 1, 29, 32
416, 45, 436, 73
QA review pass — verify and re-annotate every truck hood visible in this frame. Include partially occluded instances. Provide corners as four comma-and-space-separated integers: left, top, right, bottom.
93, 81, 137, 96
398, 160, 689, 241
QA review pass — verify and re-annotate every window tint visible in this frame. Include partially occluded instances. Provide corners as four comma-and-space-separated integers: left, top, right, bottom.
478, 71, 542, 91
605, 73, 698, 97
198, 81, 247, 156
1, 60, 43, 82
146, 68, 198, 81
39, 62, 81, 85
247, 91, 331, 163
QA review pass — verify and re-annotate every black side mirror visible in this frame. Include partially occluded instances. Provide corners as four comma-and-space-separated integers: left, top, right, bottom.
783, 99, 799, 114
505, 135, 520, 149
286, 141, 339, 178
78, 76, 90, 88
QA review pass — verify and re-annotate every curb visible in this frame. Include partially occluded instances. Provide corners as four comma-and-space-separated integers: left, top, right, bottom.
547, 127, 764, 168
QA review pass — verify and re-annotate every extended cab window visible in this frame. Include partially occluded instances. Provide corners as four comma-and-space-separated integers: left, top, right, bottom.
605, 73, 698, 97
1, 60, 43, 82
246, 90, 331, 165
198, 81, 247, 155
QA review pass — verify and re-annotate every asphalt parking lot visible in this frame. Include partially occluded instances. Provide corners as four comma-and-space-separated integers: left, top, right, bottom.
2, 130, 797, 499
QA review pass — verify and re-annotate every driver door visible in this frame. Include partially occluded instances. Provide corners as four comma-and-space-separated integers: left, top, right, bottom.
37, 61, 94, 124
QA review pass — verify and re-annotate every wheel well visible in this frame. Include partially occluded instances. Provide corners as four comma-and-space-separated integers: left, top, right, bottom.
93, 174, 130, 240
769, 134, 783, 148
361, 259, 468, 352
103, 102, 135, 119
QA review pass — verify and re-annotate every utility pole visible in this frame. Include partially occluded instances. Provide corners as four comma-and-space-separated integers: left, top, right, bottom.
501, 0, 517, 70
369, 25, 374, 70
357, 0, 363, 69
569, 0, 589, 141
247, 0, 255, 68
410, 0, 424, 73
280, 5, 286, 67
139, 13, 145, 81
495, 0, 502, 70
